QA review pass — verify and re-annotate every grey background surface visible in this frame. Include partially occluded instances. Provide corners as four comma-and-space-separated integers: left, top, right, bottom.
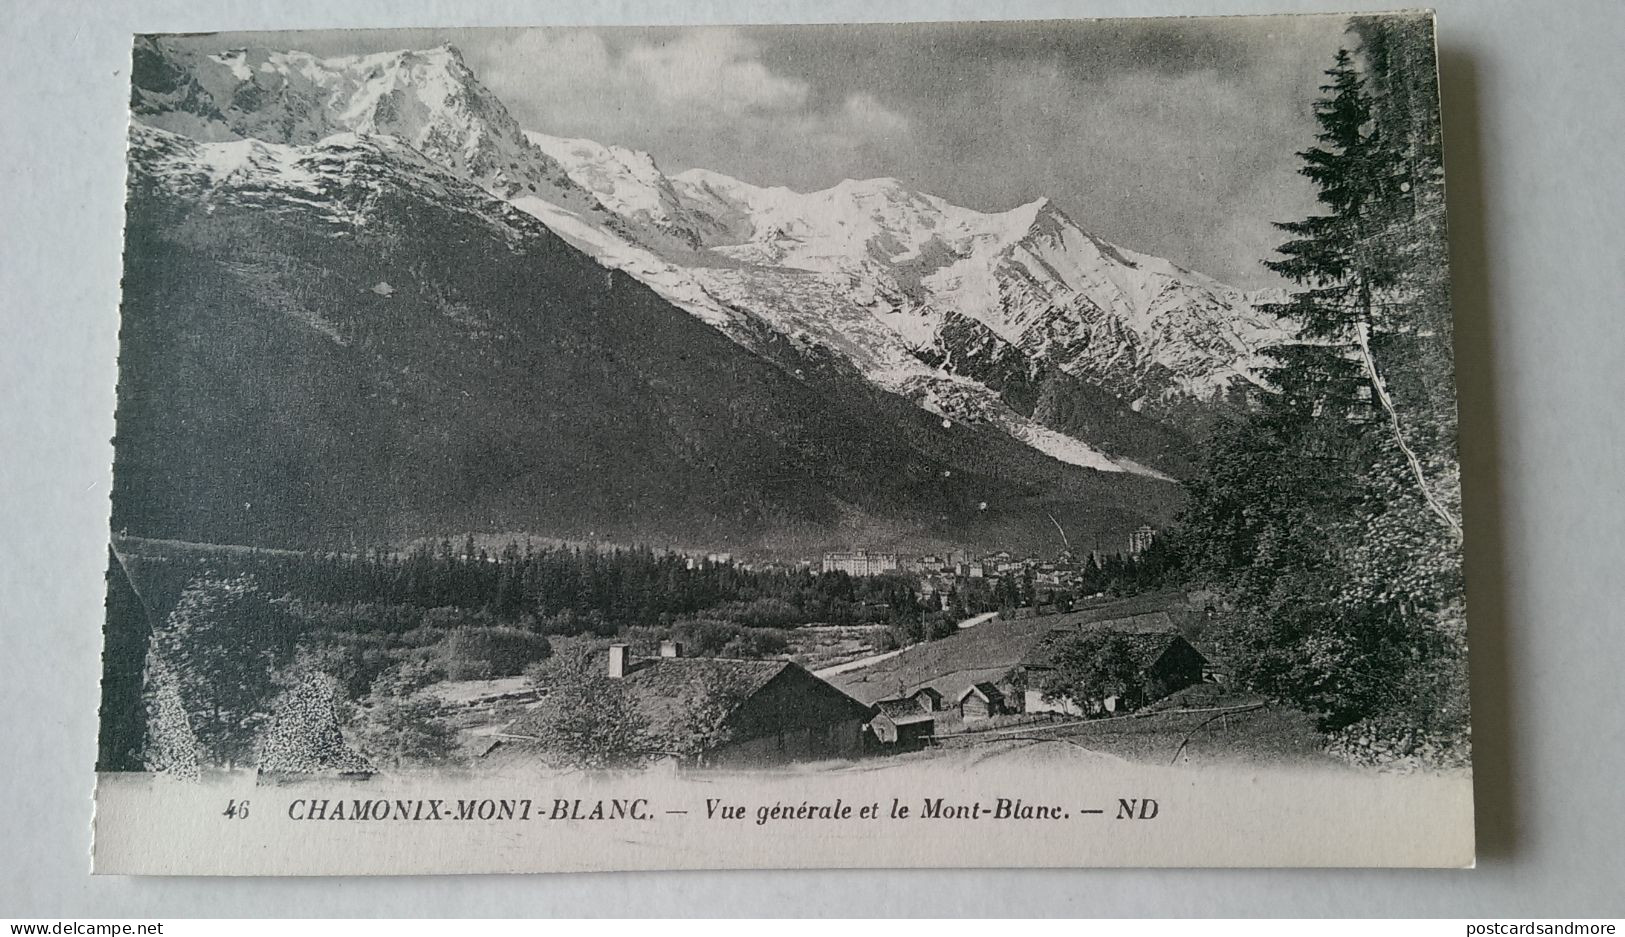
2, 0, 1621, 918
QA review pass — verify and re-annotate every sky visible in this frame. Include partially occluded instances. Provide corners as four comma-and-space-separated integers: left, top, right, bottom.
179, 17, 1359, 288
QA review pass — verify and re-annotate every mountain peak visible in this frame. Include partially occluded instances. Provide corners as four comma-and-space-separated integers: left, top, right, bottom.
129, 36, 602, 210
1010, 195, 1068, 226
527, 132, 663, 177
122, 35, 1294, 547
390, 43, 475, 77
425, 41, 465, 61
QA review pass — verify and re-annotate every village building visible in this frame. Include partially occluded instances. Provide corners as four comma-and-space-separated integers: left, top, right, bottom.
900, 554, 952, 574
1016, 629, 1207, 717
957, 681, 1009, 721
606, 641, 874, 767
821, 550, 901, 577
867, 698, 937, 749
909, 686, 945, 712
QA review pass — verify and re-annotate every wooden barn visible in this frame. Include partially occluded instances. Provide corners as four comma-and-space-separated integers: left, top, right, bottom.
867, 697, 937, 749
610, 643, 873, 768
957, 681, 1009, 722
1018, 630, 1208, 716
909, 686, 944, 712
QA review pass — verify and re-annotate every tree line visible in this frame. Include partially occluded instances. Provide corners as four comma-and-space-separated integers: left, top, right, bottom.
140, 536, 937, 634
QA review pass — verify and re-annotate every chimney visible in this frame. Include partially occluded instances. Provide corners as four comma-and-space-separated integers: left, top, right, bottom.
659, 640, 683, 659
607, 643, 629, 679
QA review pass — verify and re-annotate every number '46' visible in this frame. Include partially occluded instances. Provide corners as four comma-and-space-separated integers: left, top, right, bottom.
223, 799, 250, 819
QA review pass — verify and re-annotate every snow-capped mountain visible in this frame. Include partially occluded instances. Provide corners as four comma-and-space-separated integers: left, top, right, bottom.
524, 134, 739, 249
133, 41, 593, 212
579, 152, 1293, 417
130, 38, 777, 342
128, 37, 1291, 485
117, 115, 1184, 554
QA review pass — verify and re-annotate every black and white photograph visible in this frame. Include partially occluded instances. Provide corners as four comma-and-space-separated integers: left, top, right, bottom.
13, 0, 1625, 918
87, 12, 1479, 872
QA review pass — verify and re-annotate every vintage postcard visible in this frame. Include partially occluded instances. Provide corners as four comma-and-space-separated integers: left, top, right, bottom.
95, 12, 1474, 874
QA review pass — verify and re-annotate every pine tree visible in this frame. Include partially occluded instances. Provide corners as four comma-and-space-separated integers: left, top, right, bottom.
147, 574, 295, 766
347, 660, 457, 769
141, 659, 203, 780
1267, 44, 1460, 541
1180, 22, 1467, 741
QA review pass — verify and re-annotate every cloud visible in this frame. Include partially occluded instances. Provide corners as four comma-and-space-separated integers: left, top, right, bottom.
622, 30, 810, 116
454, 20, 1339, 286
838, 92, 911, 138
168, 19, 1344, 286
468, 27, 910, 180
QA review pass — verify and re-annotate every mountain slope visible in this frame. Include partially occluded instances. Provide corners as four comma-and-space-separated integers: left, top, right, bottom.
130, 36, 1200, 480
113, 124, 1179, 553
540, 137, 1290, 445
118, 36, 1316, 553
664, 168, 1292, 416
128, 38, 780, 341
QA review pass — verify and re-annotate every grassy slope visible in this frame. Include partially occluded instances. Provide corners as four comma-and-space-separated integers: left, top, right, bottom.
830, 590, 1197, 705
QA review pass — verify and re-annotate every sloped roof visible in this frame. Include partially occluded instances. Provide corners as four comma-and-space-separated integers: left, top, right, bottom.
958, 681, 1006, 706
873, 697, 935, 724
1021, 629, 1197, 672
497, 654, 869, 765
619, 657, 793, 736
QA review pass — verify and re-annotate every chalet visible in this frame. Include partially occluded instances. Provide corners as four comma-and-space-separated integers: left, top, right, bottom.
909, 686, 945, 712
609, 642, 872, 767
867, 698, 937, 749
1017, 630, 1207, 717
957, 681, 1009, 722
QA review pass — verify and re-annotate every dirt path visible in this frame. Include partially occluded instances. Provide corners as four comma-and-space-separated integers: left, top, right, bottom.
957, 611, 999, 630
813, 611, 999, 677
812, 646, 905, 678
